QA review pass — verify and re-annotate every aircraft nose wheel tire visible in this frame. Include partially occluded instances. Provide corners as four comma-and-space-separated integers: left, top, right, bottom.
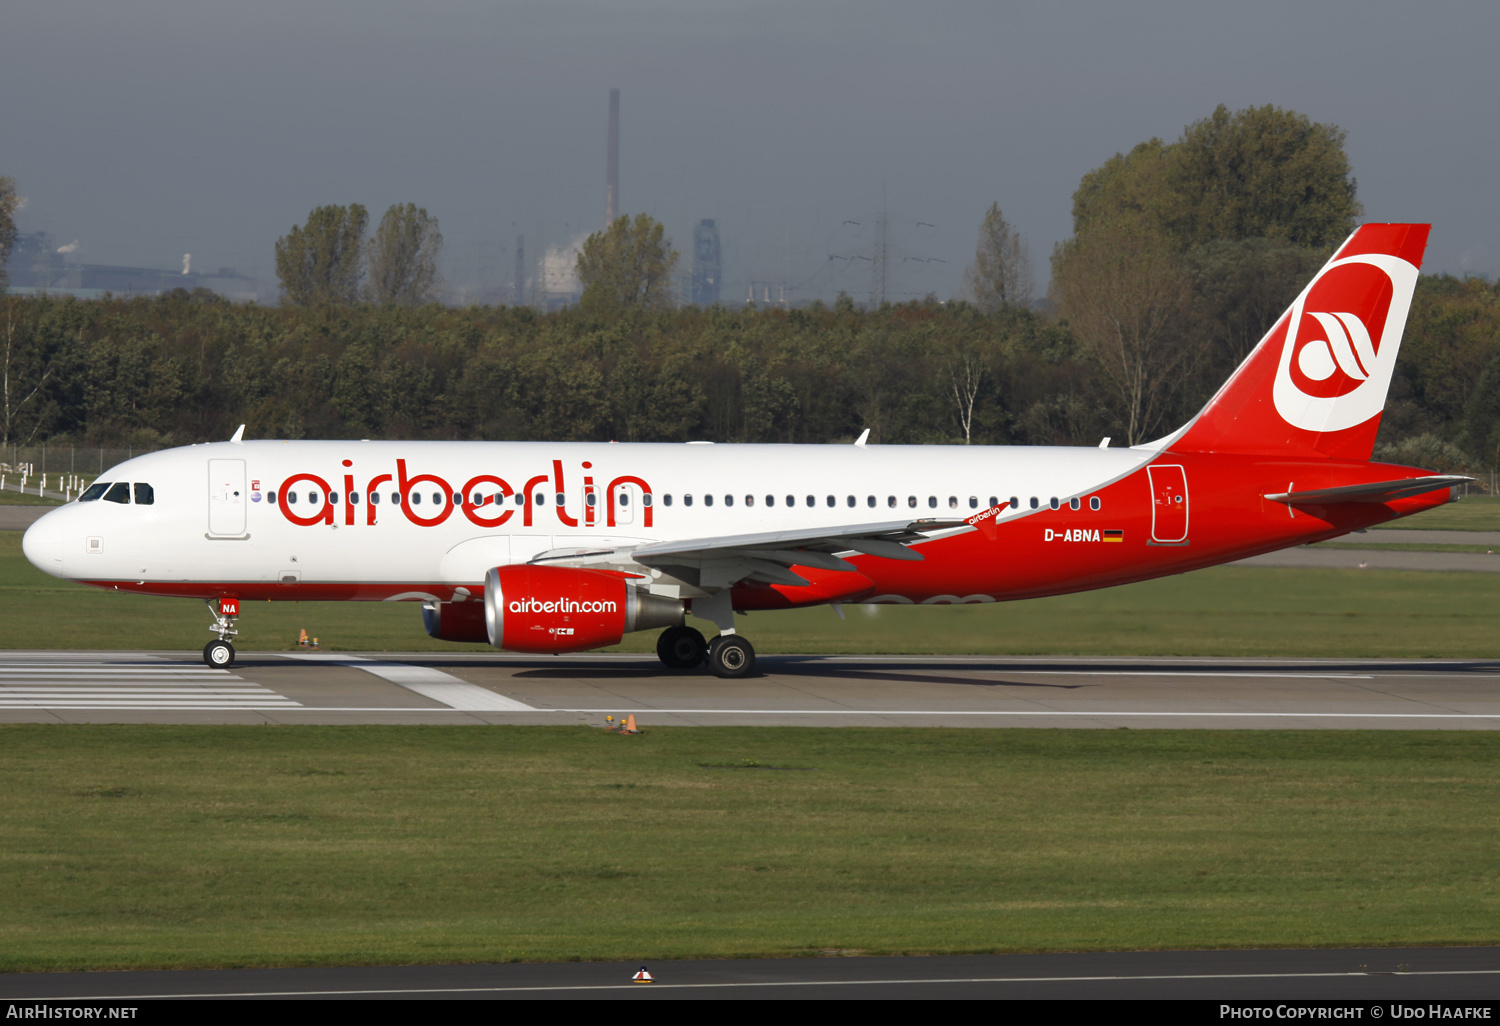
707, 635, 755, 679
203, 640, 236, 668
657, 625, 707, 669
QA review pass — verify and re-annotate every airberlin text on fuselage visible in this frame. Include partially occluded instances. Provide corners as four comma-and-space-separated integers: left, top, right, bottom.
276, 458, 654, 530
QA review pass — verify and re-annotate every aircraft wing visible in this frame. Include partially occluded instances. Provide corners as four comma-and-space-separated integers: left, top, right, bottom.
530, 518, 967, 589
1264, 475, 1470, 506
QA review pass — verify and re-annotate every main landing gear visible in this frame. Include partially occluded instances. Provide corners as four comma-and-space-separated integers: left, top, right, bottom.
203, 597, 239, 668
655, 589, 758, 680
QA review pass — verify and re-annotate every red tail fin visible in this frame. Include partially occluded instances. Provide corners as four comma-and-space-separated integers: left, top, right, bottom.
1170, 223, 1429, 460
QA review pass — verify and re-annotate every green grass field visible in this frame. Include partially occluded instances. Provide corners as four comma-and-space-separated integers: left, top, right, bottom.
3, 530, 1498, 657
1, 725, 1497, 971
0, 489, 63, 506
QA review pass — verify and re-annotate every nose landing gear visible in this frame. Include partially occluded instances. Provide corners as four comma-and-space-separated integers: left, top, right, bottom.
204, 597, 240, 668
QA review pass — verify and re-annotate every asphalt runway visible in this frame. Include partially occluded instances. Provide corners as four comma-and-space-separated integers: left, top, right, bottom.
5, 650, 1500, 728
3, 948, 1498, 1000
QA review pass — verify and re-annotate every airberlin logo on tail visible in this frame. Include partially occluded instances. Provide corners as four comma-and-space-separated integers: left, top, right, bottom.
1272, 252, 1419, 434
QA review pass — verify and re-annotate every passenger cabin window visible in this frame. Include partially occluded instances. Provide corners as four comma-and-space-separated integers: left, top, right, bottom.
766, 495, 775, 507
888, 496, 896, 508
786, 495, 795, 507
826, 495, 835, 508
1069, 497, 1080, 511
847, 496, 855, 507
349, 491, 360, 505
1010, 496, 1019, 509
867, 496, 876, 508
619, 493, 629, 506
1050, 497, 1060, 510
267, 491, 277, 504
1029, 497, 1039, 509
949, 496, 958, 509
745, 495, 754, 507
133, 483, 154, 505
724, 494, 733, 507
907, 496, 916, 508
369, 492, 379, 505
704, 494, 714, 507
586, 493, 597, 507
642, 494, 653, 507
1090, 496, 1101, 511
392, 492, 402, 505
329, 492, 338, 504
411, 492, 421, 505
103, 482, 131, 504
80, 483, 109, 502
928, 496, 937, 509
806, 495, 815, 508
685, 494, 694, 507
989, 497, 999, 508
288, 491, 298, 505
663, 494, 674, 506
968, 496, 978, 509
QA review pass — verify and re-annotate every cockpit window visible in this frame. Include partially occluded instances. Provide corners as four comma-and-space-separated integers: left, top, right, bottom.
80, 483, 109, 502
133, 483, 154, 505
103, 482, 131, 504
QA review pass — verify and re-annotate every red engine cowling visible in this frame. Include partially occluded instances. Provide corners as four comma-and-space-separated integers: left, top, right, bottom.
485, 564, 682, 654
422, 599, 489, 643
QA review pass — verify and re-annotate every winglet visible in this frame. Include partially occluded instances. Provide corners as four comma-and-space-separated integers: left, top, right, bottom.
229, 424, 245, 444
854, 429, 870, 447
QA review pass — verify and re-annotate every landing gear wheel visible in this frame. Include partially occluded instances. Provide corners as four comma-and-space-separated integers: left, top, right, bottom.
204, 640, 235, 668
657, 625, 707, 669
707, 635, 755, 679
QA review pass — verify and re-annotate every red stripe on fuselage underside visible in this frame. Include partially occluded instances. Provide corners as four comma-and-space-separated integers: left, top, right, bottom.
81, 457, 1453, 607
738, 454, 1454, 607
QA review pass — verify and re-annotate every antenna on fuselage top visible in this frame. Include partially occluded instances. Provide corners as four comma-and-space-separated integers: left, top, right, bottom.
229, 425, 245, 444
854, 429, 870, 447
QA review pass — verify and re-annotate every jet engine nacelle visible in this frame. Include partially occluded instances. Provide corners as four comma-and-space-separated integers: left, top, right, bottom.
484, 564, 683, 654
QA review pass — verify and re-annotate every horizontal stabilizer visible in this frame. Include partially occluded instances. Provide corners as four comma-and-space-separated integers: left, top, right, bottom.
1264, 475, 1470, 506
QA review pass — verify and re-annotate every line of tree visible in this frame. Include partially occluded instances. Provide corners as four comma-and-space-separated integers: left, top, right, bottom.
1, 103, 1495, 478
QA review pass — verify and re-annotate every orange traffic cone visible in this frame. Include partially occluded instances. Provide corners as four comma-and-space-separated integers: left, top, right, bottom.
625, 714, 639, 734
298, 629, 310, 647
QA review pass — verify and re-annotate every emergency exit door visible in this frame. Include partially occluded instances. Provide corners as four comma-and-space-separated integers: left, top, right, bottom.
208, 459, 247, 537
1148, 464, 1188, 544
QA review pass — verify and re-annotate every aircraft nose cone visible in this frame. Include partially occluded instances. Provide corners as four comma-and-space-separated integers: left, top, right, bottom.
21, 509, 68, 579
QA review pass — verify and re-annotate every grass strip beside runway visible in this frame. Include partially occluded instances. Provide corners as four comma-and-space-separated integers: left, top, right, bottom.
2, 725, 1498, 970
7, 530, 1499, 657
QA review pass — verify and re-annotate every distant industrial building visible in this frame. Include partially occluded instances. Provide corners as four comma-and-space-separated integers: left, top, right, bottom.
4, 231, 259, 301
692, 219, 721, 306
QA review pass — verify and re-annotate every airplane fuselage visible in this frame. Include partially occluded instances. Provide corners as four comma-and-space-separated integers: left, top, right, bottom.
21, 438, 1449, 608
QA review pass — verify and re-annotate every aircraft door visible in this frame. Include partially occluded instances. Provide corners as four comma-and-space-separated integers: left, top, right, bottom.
208, 459, 248, 537
1148, 464, 1188, 544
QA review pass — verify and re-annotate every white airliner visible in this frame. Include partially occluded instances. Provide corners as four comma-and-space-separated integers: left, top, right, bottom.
21, 224, 1465, 675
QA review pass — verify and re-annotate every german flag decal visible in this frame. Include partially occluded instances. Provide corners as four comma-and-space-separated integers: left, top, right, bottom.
1103, 529, 1124, 543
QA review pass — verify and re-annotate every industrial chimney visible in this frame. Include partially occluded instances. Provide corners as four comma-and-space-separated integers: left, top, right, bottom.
605, 87, 620, 225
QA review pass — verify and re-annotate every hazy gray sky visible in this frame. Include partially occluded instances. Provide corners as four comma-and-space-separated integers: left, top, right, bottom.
6, 0, 1497, 303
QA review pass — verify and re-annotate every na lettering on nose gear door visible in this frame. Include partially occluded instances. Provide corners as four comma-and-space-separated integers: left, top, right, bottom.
1148, 464, 1188, 544
208, 459, 248, 537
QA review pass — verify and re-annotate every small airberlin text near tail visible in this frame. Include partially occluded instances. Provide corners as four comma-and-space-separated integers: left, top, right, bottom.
1171, 223, 1429, 461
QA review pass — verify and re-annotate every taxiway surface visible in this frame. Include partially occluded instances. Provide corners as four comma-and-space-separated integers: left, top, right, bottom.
3, 947, 1498, 1000
4, 650, 1500, 728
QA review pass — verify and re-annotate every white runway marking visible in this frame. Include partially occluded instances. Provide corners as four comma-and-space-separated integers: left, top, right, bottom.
282, 653, 535, 710
0, 658, 300, 709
